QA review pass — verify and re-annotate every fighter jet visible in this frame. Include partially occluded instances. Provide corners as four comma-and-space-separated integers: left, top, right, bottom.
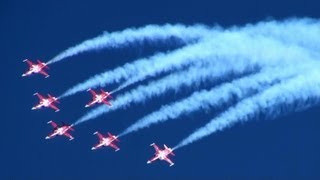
45, 121, 74, 140
91, 131, 120, 151
147, 143, 175, 166
85, 89, 112, 108
32, 93, 60, 112
22, 59, 49, 78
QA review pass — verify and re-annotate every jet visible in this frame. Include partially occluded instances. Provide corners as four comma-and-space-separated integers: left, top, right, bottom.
91, 131, 120, 151
45, 121, 74, 140
147, 143, 175, 166
22, 59, 49, 78
85, 89, 112, 108
32, 93, 60, 112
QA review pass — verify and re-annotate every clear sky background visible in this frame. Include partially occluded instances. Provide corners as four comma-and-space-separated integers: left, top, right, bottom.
1, 0, 320, 179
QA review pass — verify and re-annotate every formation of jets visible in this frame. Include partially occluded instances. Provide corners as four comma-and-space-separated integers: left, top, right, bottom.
23, 59, 176, 167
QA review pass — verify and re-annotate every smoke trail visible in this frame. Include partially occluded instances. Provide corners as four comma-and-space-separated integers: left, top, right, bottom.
47, 24, 213, 64
119, 62, 316, 137
60, 26, 312, 98
59, 40, 216, 98
174, 69, 320, 149
74, 63, 231, 125
73, 39, 315, 126
49, 18, 319, 66
243, 18, 320, 52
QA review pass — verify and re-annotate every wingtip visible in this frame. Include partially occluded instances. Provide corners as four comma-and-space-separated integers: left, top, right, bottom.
150, 143, 155, 146
91, 147, 95, 150
147, 161, 151, 164
93, 131, 98, 135
45, 136, 50, 139
47, 121, 52, 124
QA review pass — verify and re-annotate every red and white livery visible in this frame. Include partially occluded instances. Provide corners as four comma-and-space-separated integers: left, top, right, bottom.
45, 121, 74, 140
22, 59, 49, 78
147, 143, 175, 167
85, 89, 112, 108
32, 93, 60, 112
91, 131, 120, 151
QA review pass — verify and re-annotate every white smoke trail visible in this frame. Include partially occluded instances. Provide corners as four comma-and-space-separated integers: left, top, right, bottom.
119, 62, 317, 137
74, 63, 229, 125
49, 18, 319, 66
243, 18, 320, 52
47, 24, 213, 64
60, 26, 313, 98
174, 69, 320, 149
59, 40, 217, 98
73, 40, 315, 126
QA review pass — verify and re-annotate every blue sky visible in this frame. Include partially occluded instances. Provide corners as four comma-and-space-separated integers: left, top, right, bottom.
2, 0, 320, 179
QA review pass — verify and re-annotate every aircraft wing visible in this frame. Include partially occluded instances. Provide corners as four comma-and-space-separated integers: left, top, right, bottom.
109, 143, 120, 151
164, 157, 174, 166
151, 143, 160, 153
34, 93, 45, 100
94, 131, 104, 140
48, 121, 58, 128
63, 132, 74, 140
39, 70, 49, 78
37, 60, 48, 68
24, 59, 33, 67
88, 89, 97, 96
108, 133, 119, 142
49, 104, 60, 112
102, 100, 112, 106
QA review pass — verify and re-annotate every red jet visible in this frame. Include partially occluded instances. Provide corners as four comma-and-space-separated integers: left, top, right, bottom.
85, 89, 112, 108
45, 121, 74, 141
147, 143, 175, 167
32, 93, 60, 112
91, 131, 120, 151
22, 59, 49, 78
